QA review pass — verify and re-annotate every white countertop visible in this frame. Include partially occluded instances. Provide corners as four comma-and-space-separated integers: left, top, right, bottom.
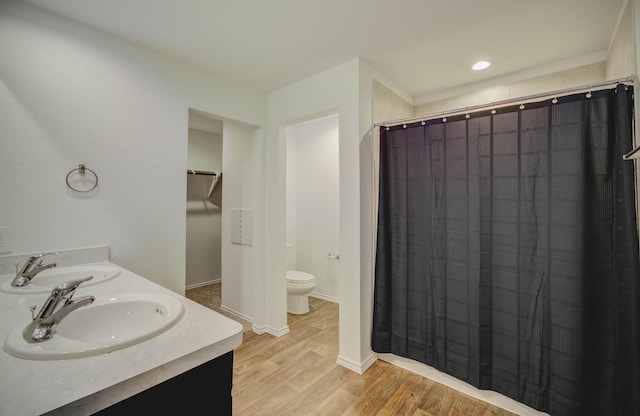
0, 262, 243, 415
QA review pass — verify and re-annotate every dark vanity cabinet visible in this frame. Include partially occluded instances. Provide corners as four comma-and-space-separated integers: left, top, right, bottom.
94, 351, 234, 415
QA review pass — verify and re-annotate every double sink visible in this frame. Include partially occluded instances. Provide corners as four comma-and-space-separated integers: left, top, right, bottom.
1, 261, 184, 360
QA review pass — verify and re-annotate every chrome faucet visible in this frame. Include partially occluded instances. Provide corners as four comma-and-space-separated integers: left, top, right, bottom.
11, 253, 59, 287
23, 275, 95, 343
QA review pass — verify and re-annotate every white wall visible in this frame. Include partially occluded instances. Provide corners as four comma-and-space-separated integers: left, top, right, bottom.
0, 0, 266, 294
606, 1, 635, 79
264, 57, 416, 373
286, 135, 297, 262
414, 62, 606, 116
633, 0, 640, 153
358, 61, 416, 372
286, 114, 340, 301
186, 128, 222, 288
220, 121, 264, 324
187, 129, 222, 172
265, 59, 364, 366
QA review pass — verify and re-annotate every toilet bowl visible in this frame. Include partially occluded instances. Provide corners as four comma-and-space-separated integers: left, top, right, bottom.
286, 270, 316, 314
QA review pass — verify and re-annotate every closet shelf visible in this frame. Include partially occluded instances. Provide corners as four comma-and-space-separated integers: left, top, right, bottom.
623, 146, 640, 160
187, 169, 217, 176
207, 172, 221, 198
186, 169, 221, 201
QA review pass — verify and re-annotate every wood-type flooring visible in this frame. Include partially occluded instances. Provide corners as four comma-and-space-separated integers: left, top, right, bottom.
185, 283, 253, 332
231, 297, 517, 416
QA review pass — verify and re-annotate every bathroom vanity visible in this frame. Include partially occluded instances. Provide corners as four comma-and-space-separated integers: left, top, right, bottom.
0, 250, 243, 415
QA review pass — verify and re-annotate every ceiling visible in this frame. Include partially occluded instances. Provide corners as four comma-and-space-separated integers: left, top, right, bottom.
22, 0, 626, 103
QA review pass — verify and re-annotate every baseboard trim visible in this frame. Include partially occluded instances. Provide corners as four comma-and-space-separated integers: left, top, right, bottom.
361, 352, 378, 372
336, 353, 377, 374
219, 304, 253, 324
309, 292, 339, 303
251, 324, 290, 337
185, 279, 221, 290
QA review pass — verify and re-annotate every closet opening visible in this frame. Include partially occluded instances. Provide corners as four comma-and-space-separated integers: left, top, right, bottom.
184, 109, 224, 313
184, 108, 254, 333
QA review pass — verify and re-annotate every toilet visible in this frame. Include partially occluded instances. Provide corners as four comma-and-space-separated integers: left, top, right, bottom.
286, 270, 316, 314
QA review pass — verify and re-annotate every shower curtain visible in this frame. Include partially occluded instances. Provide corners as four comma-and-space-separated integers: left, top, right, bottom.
371, 85, 639, 416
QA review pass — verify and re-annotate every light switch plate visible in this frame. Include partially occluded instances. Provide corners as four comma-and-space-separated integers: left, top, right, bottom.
0, 226, 12, 253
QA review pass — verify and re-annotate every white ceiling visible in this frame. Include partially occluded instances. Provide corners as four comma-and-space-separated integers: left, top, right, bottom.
22, 0, 626, 103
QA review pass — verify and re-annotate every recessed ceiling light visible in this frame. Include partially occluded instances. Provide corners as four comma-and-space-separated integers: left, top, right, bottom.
472, 60, 491, 71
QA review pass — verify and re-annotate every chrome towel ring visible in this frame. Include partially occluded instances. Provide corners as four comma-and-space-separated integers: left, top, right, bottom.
65, 164, 99, 193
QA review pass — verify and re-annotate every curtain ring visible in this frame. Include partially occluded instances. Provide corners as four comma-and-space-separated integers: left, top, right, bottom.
66, 164, 99, 193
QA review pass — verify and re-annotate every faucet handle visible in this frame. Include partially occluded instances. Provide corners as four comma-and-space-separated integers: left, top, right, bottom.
25, 252, 58, 262
33, 252, 59, 265
34, 252, 59, 258
18, 252, 59, 274
55, 275, 94, 298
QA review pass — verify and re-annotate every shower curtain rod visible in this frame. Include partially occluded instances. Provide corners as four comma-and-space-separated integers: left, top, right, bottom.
375, 75, 636, 128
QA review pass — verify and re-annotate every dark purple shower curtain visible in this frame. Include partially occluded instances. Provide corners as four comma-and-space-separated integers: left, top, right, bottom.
372, 85, 639, 416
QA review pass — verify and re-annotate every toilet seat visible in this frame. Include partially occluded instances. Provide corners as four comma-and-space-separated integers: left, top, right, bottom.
286, 270, 315, 283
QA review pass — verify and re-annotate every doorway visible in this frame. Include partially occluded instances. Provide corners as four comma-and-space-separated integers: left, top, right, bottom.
185, 109, 223, 291
285, 113, 340, 317
184, 109, 257, 333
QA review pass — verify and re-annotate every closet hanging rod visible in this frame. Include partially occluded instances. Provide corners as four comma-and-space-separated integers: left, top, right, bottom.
375, 75, 636, 128
187, 169, 217, 176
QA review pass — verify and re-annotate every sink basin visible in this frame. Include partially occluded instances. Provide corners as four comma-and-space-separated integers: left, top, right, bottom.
3, 292, 184, 360
0, 264, 120, 294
